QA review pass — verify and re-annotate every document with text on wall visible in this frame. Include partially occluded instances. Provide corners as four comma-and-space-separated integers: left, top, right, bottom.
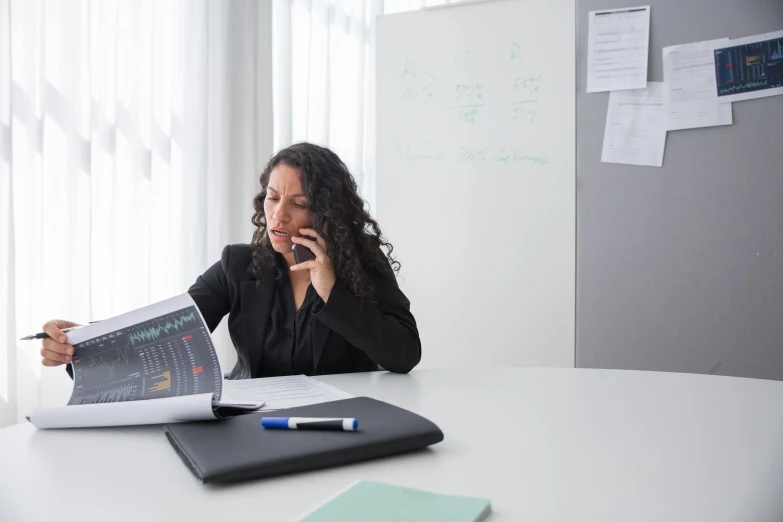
663, 38, 733, 131
601, 82, 667, 167
587, 5, 651, 93
28, 293, 263, 429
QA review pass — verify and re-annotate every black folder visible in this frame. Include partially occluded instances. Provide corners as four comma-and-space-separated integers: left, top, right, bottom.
164, 397, 444, 483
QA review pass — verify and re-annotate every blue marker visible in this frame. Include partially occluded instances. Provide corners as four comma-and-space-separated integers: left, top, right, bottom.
261, 417, 358, 431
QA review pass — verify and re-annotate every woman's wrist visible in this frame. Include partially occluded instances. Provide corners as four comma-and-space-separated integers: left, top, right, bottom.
318, 281, 334, 303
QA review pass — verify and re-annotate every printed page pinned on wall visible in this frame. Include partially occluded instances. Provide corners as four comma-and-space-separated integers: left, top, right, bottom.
587, 5, 651, 93
714, 30, 783, 103
601, 82, 667, 167
663, 38, 733, 131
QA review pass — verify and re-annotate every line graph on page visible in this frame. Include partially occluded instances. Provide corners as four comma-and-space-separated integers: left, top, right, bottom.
68, 306, 222, 405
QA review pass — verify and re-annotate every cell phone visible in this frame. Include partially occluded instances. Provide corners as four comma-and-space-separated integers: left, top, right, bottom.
292, 236, 317, 264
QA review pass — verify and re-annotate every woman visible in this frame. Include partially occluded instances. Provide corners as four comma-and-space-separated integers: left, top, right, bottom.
39, 143, 421, 378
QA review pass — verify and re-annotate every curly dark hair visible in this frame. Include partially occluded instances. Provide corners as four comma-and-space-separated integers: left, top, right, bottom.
250, 142, 400, 302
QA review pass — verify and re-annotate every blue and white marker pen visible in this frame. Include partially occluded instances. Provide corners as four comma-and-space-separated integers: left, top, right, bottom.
260, 417, 358, 431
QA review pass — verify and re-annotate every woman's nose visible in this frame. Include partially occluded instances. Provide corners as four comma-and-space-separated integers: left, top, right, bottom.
272, 206, 288, 223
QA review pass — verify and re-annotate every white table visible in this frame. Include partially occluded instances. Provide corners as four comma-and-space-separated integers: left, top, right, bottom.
1, 368, 782, 521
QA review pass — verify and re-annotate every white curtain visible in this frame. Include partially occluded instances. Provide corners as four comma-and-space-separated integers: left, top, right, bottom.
273, 0, 382, 210
271, 0, 453, 211
0, 0, 456, 428
0, 0, 269, 427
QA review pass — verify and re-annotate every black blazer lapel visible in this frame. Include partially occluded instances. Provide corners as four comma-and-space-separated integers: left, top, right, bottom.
241, 262, 276, 377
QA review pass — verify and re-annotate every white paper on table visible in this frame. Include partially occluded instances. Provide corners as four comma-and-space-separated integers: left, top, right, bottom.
601, 82, 667, 167
587, 5, 650, 93
714, 30, 783, 103
28, 393, 218, 429
663, 38, 732, 131
222, 375, 354, 410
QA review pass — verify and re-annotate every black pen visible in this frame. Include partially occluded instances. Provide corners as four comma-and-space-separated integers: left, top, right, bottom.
19, 321, 100, 341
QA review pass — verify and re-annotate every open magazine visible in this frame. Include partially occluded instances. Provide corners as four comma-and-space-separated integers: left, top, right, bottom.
28, 293, 263, 429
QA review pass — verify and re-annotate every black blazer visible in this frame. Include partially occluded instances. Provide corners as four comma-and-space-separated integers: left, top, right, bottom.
187, 244, 421, 379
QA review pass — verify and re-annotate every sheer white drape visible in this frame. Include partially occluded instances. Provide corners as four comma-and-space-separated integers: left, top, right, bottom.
0, 0, 269, 427
271, 0, 454, 210
273, 0, 383, 209
0, 0, 452, 427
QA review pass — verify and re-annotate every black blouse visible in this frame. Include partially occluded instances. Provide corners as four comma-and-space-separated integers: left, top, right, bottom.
187, 244, 421, 379
258, 256, 318, 376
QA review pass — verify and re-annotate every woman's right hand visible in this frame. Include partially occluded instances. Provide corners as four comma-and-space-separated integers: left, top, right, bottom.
40, 320, 81, 367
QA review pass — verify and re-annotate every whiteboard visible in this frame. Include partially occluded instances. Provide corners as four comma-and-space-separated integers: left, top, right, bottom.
376, 0, 575, 368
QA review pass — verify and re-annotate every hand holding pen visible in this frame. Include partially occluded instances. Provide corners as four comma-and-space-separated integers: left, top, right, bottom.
32, 320, 81, 367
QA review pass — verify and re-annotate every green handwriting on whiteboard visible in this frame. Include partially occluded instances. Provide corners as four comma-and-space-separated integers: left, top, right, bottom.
444, 104, 485, 124
508, 101, 538, 123
397, 57, 440, 101
509, 74, 541, 122
456, 83, 484, 101
398, 144, 549, 166
510, 43, 521, 61
493, 149, 550, 166
512, 74, 541, 92
458, 147, 487, 162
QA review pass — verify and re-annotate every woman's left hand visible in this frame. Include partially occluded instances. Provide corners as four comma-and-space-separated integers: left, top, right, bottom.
290, 228, 336, 303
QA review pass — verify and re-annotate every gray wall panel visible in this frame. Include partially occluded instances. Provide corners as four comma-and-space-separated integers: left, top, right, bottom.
576, 0, 783, 380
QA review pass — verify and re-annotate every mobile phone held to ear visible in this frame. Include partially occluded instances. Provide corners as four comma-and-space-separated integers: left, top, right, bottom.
292, 236, 317, 265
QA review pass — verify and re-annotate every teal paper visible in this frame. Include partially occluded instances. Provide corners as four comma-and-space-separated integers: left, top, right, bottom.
299, 480, 491, 522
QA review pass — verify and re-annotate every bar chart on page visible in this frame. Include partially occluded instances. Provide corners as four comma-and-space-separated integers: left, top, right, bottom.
68, 306, 222, 405
714, 34, 783, 100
